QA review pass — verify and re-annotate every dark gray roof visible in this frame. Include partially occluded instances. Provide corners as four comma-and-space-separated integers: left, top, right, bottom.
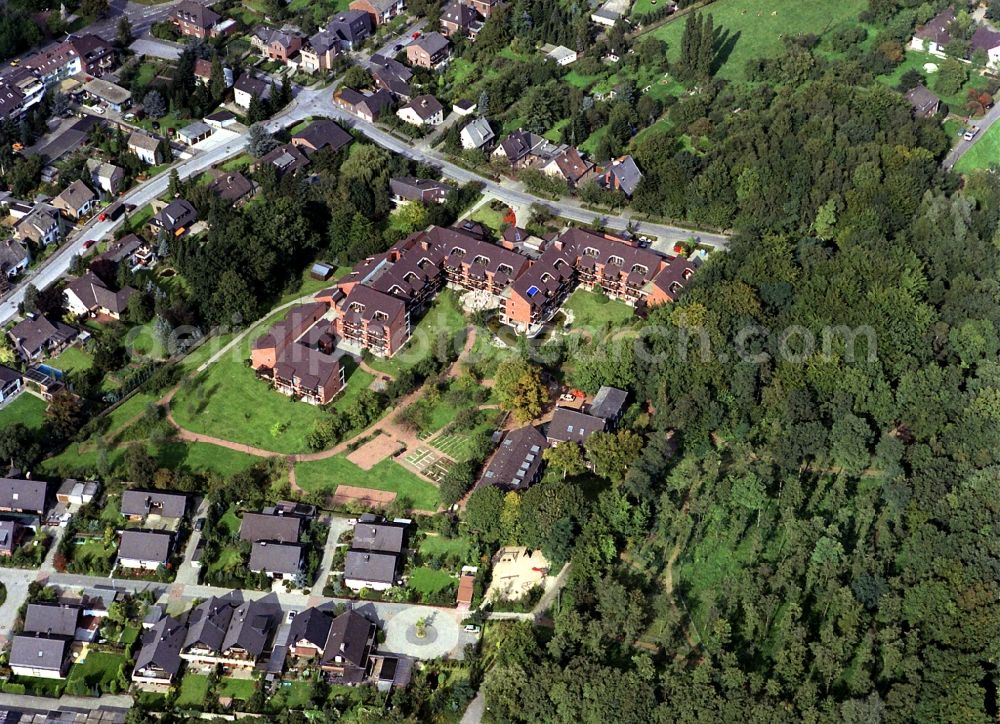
321, 610, 374, 667
184, 596, 232, 651
344, 550, 400, 585
292, 119, 353, 154
117, 530, 172, 564
248, 541, 302, 575
10, 635, 68, 672
904, 84, 939, 116
0, 477, 47, 513
260, 143, 310, 177
234, 73, 271, 99
412, 31, 449, 56
351, 519, 406, 553
239, 512, 301, 543
220, 598, 279, 657
287, 607, 332, 649
135, 614, 185, 677
477, 425, 547, 491
8, 316, 76, 359
66, 271, 136, 315
151, 199, 198, 232
0, 238, 29, 274
120, 490, 187, 518
590, 385, 627, 421
0, 365, 21, 387
208, 171, 255, 203
24, 603, 81, 637
389, 176, 453, 202
547, 408, 605, 444
607, 155, 642, 196
0, 519, 16, 554
54, 179, 96, 210
914, 7, 954, 45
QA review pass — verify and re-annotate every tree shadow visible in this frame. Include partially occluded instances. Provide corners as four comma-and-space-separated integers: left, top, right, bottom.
712, 27, 741, 77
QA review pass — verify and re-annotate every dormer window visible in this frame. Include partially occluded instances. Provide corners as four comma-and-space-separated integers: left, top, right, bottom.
450, 246, 466, 256
403, 271, 417, 282
373, 311, 389, 321
541, 272, 553, 283
631, 264, 647, 275
473, 254, 490, 267
609, 255, 625, 267
584, 247, 600, 258
349, 302, 365, 313
497, 263, 514, 276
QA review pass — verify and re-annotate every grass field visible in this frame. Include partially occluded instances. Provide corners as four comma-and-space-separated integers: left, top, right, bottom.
563, 288, 635, 329
294, 456, 440, 510
66, 652, 128, 692
651, 0, 867, 82
408, 566, 456, 595
954, 121, 1000, 174
270, 680, 314, 709
419, 534, 474, 560
218, 677, 256, 700
176, 673, 210, 707
48, 345, 93, 375
0, 393, 47, 429
364, 291, 468, 377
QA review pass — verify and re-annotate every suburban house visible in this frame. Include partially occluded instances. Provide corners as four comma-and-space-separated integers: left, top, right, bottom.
0, 82, 25, 121
465, 0, 502, 18
291, 119, 353, 155
541, 43, 577, 65
343, 515, 408, 591
7, 68, 44, 115
0, 477, 48, 514
56, 479, 99, 506
0, 365, 23, 403
239, 512, 302, 544
905, 84, 940, 117
127, 130, 164, 165
67, 34, 116, 77
51, 180, 98, 221
258, 28, 303, 63
194, 58, 233, 88
250, 302, 346, 404
541, 147, 594, 187
180, 596, 281, 671
440, 1, 483, 38
396, 95, 445, 126
258, 143, 311, 178
406, 32, 450, 69
23, 41, 81, 87
82, 78, 131, 113
311, 10, 372, 58
461, 117, 494, 150
971, 25, 1000, 67
9, 636, 70, 679
301, 29, 339, 73
64, 271, 137, 320
208, 170, 256, 206
598, 155, 642, 197
86, 160, 125, 196
390, 177, 454, 205
121, 490, 188, 522
170, 0, 223, 39
0, 238, 30, 280
133, 614, 186, 687
116, 530, 173, 570
150, 199, 198, 237
349, 0, 404, 26
285, 609, 376, 683
96, 233, 156, 271
333, 88, 394, 122
13, 204, 61, 246
546, 407, 606, 445
494, 130, 593, 184
909, 8, 954, 56
24, 604, 83, 640
233, 74, 272, 110
476, 425, 547, 491
249, 541, 303, 580
590, 385, 628, 426
7, 315, 77, 362
370, 54, 413, 99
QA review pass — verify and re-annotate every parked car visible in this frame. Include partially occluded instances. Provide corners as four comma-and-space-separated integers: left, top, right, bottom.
964, 127, 979, 141
194, 517, 205, 532
394, 43, 403, 51
92, 106, 105, 114
81, 239, 97, 250
412, 31, 421, 38
464, 625, 480, 633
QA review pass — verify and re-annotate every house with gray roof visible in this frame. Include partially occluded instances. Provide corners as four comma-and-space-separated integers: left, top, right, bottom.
85, 159, 125, 196
475, 425, 547, 492
116, 530, 173, 570
10, 635, 70, 679
904, 84, 940, 118
461, 117, 494, 150
23, 603, 81, 638
64, 271, 137, 320
546, 407, 606, 445
598, 155, 643, 197
258, 143, 310, 178
181, 595, 280, 670
127, 130, 164, 165
344, 550, 402, 591
7, 315, 77, 362
208, 170, 256, 206
291, 119, 353, 155
121, 490, 187, 520
133, 614, 186, 686
239, 512, 301, 544
0, 365, 21, 403
13, 204, 61, 246
390, 177, 454, 205
0, 477, 48, 514
248, 541, 302, 580
0, 519, 20, 556
589, 385, 628, 425
283, 608, 377, 681
0, 238, 30, 280
150, 199, 198, 236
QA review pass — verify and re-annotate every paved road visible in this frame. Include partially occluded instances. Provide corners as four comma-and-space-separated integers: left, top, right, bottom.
943, 101, 1000, 169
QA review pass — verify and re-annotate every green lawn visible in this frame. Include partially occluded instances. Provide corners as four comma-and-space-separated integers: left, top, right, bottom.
563, 288, 635, 329
219, 504, 242, 536
469, 204, 507, 232
408, 566, 456, 595
154, 441, 259, 475
419, 534, 474, 560
294, 456, 440, 510
651, 0, 867, 82
66, 652, 128, 692
877, 48, 992, 113
176, 673, 211, 707
954, 121, 1000, 174
0, 393, 47, 429
364, 290, 468, 377
170, 311, 375, 454
48, 345, 93, 375
218, 677, 256, 700
207, 546, 243, 576
270, 680, 315, 709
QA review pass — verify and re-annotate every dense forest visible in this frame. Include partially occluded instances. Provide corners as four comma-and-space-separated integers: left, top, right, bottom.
475, 4, 1000, 724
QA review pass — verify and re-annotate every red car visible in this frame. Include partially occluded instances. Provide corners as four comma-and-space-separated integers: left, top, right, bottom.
82, 239, 97, 250
98, 212, 107, 221
412, 31, 421, 39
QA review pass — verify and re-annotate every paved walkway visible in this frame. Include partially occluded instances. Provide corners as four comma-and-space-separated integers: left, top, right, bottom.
310, 514, 352, 595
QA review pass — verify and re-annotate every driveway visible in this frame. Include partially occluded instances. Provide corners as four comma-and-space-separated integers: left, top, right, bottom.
380, 606, 461, 658
310, 514, 352, 595
174, 497, 208, 586
0, 567, 36, 645
943, 100, 1000, 169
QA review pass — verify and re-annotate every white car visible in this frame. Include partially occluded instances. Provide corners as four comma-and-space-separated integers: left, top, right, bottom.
964, 127, 978, 141
92, 106, 105, 115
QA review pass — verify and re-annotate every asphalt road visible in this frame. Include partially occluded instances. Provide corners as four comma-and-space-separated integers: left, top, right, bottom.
943, 101, 1000, 169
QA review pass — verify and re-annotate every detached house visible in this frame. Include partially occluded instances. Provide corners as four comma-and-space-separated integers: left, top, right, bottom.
170, 0, 223, 39
116, 530, 173, 570
241, 511, 305, 579
128, 130, 164, 165
390, 177, 454, 205
8, 315, 77, 362
343, 515, 408, 591
397, 95, 444, 126
150, 199, 198, 237
461, 117, 494, 150
0, 366, 23, 403
121, 490, 188, 521
14, 204, 61, 246
406, 32, 450, 69
233, 74, 272, 110
10, 636, 70, 679
0, 238, 30, 280
194, 58, 233, 88
333, 88, 394, 122
291, 119, 353, 155
909, 7, 954, 56
133, 615, 186, 687
598, 155, 642, 197
86, 159, 125, 196
476, 425, 547, 491
440, 1, 483, 38
259, 29, 303, 64
904, 84, 940, 118
258, 143, 311, 178
370, 54, 413, 99
52, 180, 98, 221
286, 609, 376, 683
0, 477, 48, 514
349, 0, 404, 26
67, 34, 116, 77
64, 271, 137, 320
541, 146, 594, 187
208, 170, 256, 206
